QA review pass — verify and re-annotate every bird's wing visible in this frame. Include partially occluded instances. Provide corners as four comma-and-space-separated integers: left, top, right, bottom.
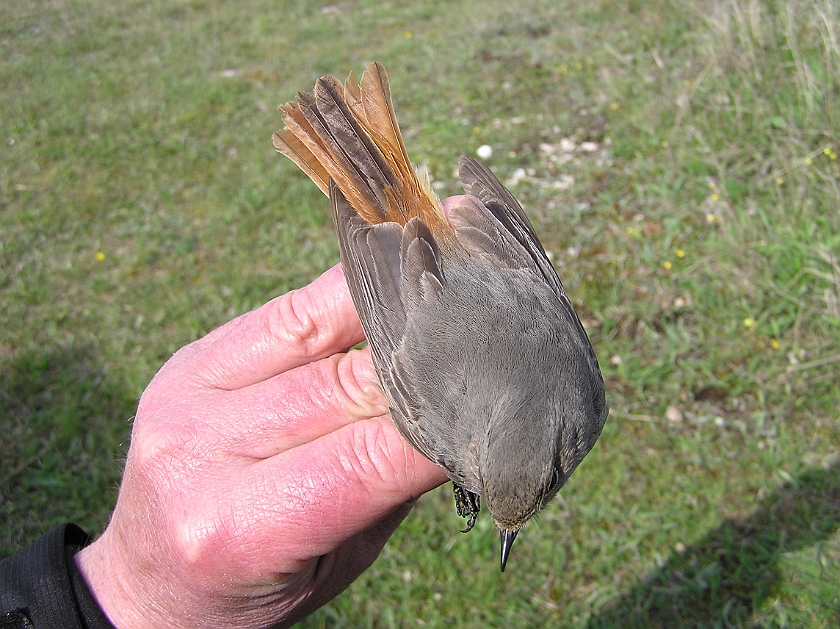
330, 181, 444, 462
454, 156, 587, 335
331, 180, 404, 358
456, 156, 561, 291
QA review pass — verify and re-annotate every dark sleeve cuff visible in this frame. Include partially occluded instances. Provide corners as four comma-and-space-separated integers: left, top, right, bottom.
0, 524, 114, 629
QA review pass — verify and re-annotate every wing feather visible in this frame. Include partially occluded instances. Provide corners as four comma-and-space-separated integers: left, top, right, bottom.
456, 156, 591, 341
330, 180, 446, 464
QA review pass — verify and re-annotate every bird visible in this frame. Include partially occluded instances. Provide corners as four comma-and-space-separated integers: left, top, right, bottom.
273, 62, 607, 571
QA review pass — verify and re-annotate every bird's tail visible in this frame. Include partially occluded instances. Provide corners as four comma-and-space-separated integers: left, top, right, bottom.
273, 62, 447, 232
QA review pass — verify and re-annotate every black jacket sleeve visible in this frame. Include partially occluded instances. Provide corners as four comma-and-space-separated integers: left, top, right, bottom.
0, 524, 113, 629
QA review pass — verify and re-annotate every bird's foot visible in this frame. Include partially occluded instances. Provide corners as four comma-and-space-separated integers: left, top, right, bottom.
453, 483, 481, 533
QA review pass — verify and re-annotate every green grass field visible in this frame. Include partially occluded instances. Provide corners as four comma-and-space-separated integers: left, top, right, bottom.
2, 0, 839, 626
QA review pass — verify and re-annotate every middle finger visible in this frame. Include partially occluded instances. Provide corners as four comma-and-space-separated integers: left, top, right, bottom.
209, 347, 390, 458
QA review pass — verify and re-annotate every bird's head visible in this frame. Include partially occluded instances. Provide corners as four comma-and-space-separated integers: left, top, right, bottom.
478, 362, 607, 571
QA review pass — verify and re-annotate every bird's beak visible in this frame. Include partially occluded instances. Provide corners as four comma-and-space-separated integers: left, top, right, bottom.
500, 529, 518, 572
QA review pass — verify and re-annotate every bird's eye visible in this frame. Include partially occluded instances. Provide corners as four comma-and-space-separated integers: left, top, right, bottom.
541, 468, 562, 507
550, 468, 560, 491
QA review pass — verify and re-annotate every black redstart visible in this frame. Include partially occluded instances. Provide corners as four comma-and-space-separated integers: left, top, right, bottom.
273, 63, 607, 571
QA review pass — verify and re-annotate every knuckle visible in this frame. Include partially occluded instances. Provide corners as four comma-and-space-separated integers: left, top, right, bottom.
342, 419, 404, 489
269, 287, 323, 353
174, 507, 232, 572
316, 351, 388, 419
129, 425, 191, 490
130, 400, 205, 481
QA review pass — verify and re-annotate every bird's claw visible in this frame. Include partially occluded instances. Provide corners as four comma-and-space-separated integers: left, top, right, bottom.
453, 483, 480, 533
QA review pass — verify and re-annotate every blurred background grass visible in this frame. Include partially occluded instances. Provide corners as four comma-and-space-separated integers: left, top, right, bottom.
2, 0, 839, 626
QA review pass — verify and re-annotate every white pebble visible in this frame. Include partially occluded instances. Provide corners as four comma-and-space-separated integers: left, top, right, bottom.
476, 144, 493, 159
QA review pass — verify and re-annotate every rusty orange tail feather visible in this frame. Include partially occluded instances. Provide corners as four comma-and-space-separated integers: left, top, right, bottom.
273, 62, 450, 234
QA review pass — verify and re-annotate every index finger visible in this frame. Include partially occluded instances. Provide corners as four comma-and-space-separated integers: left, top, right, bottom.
174, 264, 365, 390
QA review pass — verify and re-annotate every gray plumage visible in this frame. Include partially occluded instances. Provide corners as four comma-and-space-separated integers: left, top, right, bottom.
275, 64, 608, 571
331, 158, 607, 568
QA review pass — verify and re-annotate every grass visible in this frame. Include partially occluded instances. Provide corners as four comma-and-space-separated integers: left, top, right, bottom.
2, 0, 839, 626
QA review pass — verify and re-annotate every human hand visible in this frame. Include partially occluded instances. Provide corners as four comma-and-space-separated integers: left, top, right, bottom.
74, 263, 448, 628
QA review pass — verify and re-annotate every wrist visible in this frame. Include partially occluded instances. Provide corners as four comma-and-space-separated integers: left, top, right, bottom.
74, 531, 158, 629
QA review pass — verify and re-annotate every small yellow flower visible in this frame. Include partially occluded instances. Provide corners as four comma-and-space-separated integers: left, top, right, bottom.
805, 157, 813, 165
96, 251, 105, 262
824, 147, 832, 155
770, 339, 781, 350
676, 249, 685, 258
663, 260, 673, 270
743, 317, 756, 329
706, 213, 717, 223
609, 102, 619, 111
625, 226, 635, 235
404, 31, 413, 38
575, 62, 583, 70
710, 193, 719, 201
830, 151, 837, 161
776, 177, 784, 185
